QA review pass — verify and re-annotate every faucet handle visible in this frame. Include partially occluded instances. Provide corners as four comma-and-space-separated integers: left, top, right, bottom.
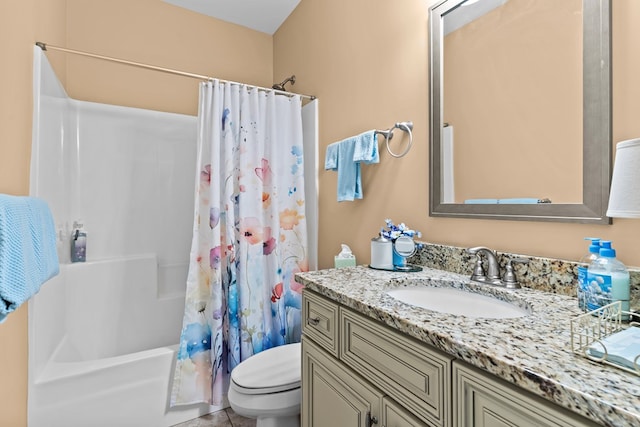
501, 258, 529, 289
470, 253, 487, 282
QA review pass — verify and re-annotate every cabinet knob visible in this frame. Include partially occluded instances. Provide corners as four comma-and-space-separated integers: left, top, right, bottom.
307, 317, 320, 326
366, 412, 378, 426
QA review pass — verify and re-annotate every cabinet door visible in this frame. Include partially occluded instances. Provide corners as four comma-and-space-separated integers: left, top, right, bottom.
381, 396, 432, 427
302, 337, 382, 427
340, 308, 453, 427
453, 361, 600, 427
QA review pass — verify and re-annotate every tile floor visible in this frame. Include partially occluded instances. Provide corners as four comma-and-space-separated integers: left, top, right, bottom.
172, 408, 256, 427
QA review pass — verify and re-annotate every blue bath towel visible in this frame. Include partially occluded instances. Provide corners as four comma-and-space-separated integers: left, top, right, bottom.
325, 130, 379, 201
0, 194, 59, 323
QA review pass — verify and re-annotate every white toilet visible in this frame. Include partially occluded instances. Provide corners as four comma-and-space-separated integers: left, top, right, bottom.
228, 342, 301, 427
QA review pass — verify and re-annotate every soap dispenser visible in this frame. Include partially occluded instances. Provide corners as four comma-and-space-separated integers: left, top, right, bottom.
586, 240, 630, 320
577, 237, 601, 311
70, 220, 87, 263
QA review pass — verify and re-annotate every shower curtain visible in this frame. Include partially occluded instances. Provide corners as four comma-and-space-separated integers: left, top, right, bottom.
171, 80, 308, 406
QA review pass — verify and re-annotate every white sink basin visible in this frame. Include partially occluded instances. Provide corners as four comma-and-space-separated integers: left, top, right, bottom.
386, 286, 530, 318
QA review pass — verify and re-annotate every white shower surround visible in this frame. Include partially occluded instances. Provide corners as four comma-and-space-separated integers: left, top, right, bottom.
28, 46, 318, 426
28, 46, 217, 427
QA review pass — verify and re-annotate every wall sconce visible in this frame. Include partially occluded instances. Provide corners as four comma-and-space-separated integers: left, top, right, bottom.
607, 138, 640, 218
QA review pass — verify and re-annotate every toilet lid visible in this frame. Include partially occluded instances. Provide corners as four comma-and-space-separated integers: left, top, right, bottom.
231, 342, 301, 395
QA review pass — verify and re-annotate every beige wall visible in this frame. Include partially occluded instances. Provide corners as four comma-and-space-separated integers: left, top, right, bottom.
0, 0, 272, 424
0, 1, 66, 424
275, 0, 640, 270
63, 0, 273, 115
275, 0, 432, 269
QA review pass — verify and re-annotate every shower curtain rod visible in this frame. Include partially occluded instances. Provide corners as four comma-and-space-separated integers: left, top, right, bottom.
35, 42, 316, 101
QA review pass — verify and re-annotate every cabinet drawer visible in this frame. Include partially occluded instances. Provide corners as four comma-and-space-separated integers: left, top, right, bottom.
340, 308, 453, 427
453, 361, 600, 427
302, 290, 339, 357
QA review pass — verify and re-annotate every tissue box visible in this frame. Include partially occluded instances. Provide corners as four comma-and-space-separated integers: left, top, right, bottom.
334, 256, 356, 268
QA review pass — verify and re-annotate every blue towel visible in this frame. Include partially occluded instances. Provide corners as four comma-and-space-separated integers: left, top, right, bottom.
325, 131, 379, 201
499, 198, 545, 204
464, 199, 499, 204
0, 194, 59, 323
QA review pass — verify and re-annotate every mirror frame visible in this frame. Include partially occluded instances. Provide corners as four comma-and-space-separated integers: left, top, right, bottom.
429, 0, 611, 224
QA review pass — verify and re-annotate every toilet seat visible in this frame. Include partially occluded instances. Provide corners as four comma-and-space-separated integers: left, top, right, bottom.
231, 342, 301, 395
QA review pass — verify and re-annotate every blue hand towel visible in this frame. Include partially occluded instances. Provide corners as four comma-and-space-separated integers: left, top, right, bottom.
464, 199, 499, 204
498, 198, 544, 204
352, 131, 379, 164
325, 131, 379, 202
0, 194, 59, 323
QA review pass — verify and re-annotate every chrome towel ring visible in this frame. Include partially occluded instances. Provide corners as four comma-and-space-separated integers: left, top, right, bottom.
375, 121, 413, 158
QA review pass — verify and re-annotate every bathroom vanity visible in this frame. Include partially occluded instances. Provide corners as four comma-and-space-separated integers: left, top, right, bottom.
296, 266, 640, 427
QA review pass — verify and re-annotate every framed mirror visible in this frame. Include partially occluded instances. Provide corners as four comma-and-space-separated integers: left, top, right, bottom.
429, 0, 611, 223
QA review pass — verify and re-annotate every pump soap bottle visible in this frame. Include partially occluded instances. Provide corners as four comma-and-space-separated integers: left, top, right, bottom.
586, 240, 630, 320
70, 221, 87, 263
577, 237, 600, 311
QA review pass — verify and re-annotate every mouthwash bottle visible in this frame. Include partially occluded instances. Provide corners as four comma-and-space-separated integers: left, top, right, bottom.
586, 241, 630, 321
577, 238, 600, 311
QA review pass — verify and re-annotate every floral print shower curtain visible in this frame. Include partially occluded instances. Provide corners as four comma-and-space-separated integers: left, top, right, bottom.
171, 80, 308, 406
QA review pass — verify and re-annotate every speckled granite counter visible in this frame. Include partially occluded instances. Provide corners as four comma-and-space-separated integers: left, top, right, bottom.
295, 266, 640, 427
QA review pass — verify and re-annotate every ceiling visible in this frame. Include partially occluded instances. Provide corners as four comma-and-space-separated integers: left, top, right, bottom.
163, 0, 301, 35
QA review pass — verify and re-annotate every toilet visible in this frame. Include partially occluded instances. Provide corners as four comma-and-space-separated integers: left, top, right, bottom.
228, 342, 301, 427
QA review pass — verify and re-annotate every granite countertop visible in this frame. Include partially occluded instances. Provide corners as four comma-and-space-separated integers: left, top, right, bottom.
295, 265, 640, 427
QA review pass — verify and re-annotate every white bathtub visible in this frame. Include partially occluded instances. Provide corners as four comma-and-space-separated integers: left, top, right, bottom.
28, 48, 219, 427
28, 256, 222, 427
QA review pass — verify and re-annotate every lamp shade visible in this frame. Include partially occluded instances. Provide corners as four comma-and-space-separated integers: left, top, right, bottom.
607, 138, 640, 218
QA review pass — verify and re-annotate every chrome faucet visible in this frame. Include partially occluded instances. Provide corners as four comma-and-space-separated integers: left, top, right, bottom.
466, 246, 502, 285
466, 246, 529, 289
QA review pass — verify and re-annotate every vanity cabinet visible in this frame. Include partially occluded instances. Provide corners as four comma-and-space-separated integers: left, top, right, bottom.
303, 289, 450, 427
302, 289, 600, 427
